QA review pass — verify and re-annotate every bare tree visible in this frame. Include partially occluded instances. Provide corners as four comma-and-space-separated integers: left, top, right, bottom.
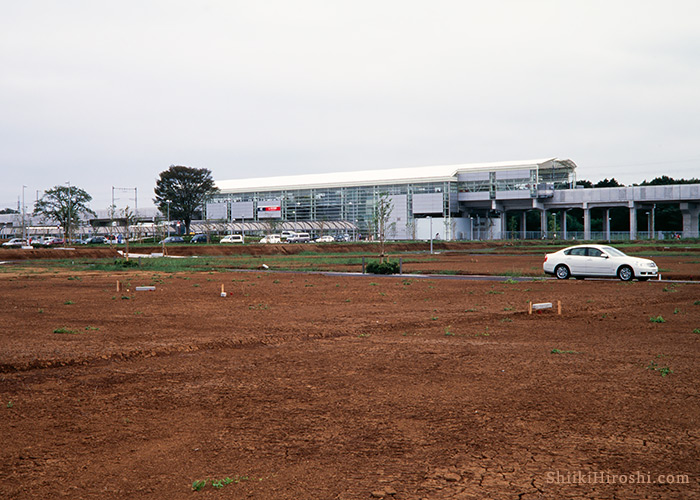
372, 193, 394, 263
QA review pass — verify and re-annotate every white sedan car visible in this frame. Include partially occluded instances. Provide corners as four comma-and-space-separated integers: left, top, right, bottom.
2, 238, 28, 247
315, 235, 335, 243
543, 244, 658, 281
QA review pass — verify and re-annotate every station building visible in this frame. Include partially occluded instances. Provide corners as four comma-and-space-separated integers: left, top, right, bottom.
209, 158, 577, 240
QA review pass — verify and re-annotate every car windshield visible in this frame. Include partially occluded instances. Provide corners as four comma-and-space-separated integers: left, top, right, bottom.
600, 246, 626, 257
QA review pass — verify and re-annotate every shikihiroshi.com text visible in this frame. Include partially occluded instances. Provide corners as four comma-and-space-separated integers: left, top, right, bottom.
546, 470, 690, 485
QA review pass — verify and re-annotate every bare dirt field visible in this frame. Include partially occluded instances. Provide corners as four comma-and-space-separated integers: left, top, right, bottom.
1, 249, 699, 499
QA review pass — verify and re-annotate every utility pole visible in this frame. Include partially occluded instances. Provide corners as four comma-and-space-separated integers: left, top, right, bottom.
22, 185, 26, 243
66, 181, 71, 246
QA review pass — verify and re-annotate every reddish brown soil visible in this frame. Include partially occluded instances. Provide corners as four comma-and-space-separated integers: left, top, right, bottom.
1, 255, 699, 499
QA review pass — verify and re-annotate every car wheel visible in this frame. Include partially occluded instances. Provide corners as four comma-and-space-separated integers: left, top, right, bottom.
618, 265, 634, 281
555, 264, 570, 280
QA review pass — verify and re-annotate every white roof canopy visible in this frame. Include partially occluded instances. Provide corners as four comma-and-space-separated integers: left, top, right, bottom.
216, 158, 576, 193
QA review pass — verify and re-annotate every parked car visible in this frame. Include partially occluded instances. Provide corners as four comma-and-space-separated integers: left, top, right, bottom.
334, 233, 351, 242
45, 238, 65, 246
190, 234, 208, 243
2, 238, 27, 248
220, 234, 244, 244
160, 236, 185, 244
315, 235, 335, 243
286, 232, 311, 243
259, 234, 281, 244
30, 237, 51, 247
280, 231, 297, 241
543, 244, 658, 281
85, 236, 107, 244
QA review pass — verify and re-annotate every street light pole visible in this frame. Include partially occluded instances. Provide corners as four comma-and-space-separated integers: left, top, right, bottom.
166, 201, 171, 237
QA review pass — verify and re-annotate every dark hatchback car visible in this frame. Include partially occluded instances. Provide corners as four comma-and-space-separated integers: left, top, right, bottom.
190, 234, 208, 243
160, 236, 185, 244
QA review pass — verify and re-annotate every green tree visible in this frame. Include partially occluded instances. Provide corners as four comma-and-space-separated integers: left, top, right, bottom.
153, 166, 219, 236
640, 175, 700, 185
33, 185, 96, 243
594, 178, 623, 188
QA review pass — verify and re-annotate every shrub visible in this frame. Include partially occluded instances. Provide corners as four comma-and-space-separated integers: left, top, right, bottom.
366, 260, 399, 275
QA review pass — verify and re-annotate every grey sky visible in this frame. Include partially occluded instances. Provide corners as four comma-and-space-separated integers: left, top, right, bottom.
2, 0, 699, 212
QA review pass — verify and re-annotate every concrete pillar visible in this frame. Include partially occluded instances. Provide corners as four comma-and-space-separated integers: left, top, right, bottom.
605, 208, 611, 242
500, 209, 507, 239
521, 211, 527, 239
561, 210, 568, 240
583, 203, 591, 240
681, 202, 700, 238
541, 209, 548, 239
629, 202, 637, 240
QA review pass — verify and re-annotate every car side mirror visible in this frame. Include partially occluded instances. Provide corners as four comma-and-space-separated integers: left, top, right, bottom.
601, 253, 608, 259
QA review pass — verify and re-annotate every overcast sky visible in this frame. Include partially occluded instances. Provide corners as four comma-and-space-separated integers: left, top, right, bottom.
2, 0, 699, 211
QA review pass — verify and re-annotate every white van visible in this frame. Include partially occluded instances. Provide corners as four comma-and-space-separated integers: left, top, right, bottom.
260, 234, 281, 244
286, 232, 311, 243
220, 234, 244, 244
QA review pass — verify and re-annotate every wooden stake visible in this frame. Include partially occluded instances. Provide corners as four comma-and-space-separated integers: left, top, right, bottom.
116, 280, 121, 292
557, 300, 562, 315
528, 301, 532, 315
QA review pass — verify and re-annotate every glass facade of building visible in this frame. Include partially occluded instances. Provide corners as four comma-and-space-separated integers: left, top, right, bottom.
210, 159, 576, 239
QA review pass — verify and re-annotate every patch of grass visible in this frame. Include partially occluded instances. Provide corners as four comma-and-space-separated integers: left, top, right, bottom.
500, 270, 524, 277
38, 308, 43, 314
192, 480, 207, 491
674, 308, 680, 314
692, 328, 700, 334
248, 303, 269, 310
694, 300, 700, 306
502, 278, 519, 284
121, 295, 131, 300
7, 401, 13, 408
64, 300, 74, 305
67, 276, 81, 281
84, 326, 99, 331
647, 358, 673, 377
500, 318, 513, 323
444, 326, 454, 336
551, 348, 577, 354
53, 327, 78, 334
649, 315, 666, 323
358, 333, 370, 338
464, 308, 477, 312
